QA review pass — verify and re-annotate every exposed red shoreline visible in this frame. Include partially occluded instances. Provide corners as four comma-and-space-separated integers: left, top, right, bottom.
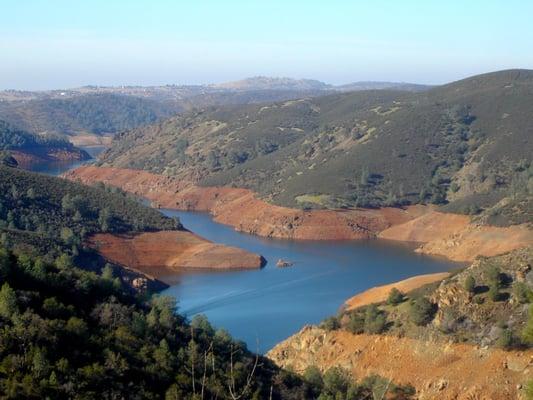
64, 165, 533, 262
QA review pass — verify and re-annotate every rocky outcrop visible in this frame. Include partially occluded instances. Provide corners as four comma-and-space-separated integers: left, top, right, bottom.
87, 231, 264, 283
267, 326, 533, 400
64, 166, 533, 261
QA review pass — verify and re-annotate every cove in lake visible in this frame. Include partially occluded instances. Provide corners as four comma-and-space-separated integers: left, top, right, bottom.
26, 145, 107, 176
162, 209, 461, 353
26, 148, 461, 353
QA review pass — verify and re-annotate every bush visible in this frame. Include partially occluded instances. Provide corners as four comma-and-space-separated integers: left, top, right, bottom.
464, 275, 476, 293
346, 311, 365, 334
387, 288, 404, 305
364, 305, 387, 334
321, 316, 340, 331
409, 297, 435, 326
513, 282, 532, 304
303, 366, 323, 392
497, 329, 515, 350
486, 265, 502, 288
488, 285, 501, 302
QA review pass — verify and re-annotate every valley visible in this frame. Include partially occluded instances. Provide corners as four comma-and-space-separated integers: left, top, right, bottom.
2, 69, 532, 399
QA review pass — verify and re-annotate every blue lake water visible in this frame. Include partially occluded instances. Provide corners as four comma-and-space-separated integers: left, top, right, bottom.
29, 147, 461, 353
161, 209, 461, 353
25, 145, 107, 176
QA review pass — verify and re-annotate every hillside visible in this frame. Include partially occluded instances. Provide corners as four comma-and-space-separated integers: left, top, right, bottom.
268, 247, 533, 399
0, 93, 177, 138
0, 164, 177, 257
98, 69, 533, 225
0, 120, 89, 163
0, 166, 264, 284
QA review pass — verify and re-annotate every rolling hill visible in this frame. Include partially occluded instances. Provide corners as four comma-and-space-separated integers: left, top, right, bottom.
0, 119, 89, 163
98, 69, 533, 225
0, 93, 177, 138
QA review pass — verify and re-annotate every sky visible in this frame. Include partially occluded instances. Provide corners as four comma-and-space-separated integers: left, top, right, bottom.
1, 0, 532, 90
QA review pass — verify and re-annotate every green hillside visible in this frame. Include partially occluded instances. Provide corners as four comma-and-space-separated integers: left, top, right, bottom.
99, 70, 533, 223
0, 165, 179, 259
0, 93, 177, 136
0, 120, 89, 160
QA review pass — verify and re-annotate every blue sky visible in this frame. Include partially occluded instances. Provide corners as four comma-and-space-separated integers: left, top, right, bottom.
1, 0, 532, 89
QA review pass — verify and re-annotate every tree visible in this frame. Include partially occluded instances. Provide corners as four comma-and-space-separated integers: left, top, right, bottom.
346, 312, 365, 334
364, 304, 387, 334
320, 316, 340, 331
303, 366, 323, 392
55, 254, 73, 270
101, 263, 114, 281
464, 275, 476, 293
322, 367, 349, 396
26, 187, 36, 200
409, 297, 435, 326
387, 288, 404, 305
0, 282, 18, 319
98, 207, 112, 232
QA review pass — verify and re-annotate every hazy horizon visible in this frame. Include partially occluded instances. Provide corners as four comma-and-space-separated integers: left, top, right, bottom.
2, 0, 532, 90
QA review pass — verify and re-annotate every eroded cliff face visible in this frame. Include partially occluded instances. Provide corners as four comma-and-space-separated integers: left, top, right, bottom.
88, 231, 264, 283
267, 326, 533, 400
64, 165, 533, 262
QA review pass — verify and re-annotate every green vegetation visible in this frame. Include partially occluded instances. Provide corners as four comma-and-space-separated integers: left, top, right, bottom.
101, 70, 533, 224
408, 298, 435, 326
387, 288, 404, 305
0, 246, 319, 399
0, 165, 179, 259
0, 94, 176, 136
302, 366, 415, 400
0, 244, 417, 399
464, 275, 476, 293
329, 248, 533, 350
0, 120, 87, 159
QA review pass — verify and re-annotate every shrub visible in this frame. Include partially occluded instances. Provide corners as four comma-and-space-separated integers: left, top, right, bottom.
364, 305, 387, 334
346, 311, 365, 334
303, 366, 323, 392
387, 288, 404, 305
409, 297, 435, 326
321, 316, 340, 331
464, 275, 476, 293
488, 285, 501, 302
486, 265, 502, 288
322, 367, 350, 396
513, 282, 532, 304
497, 329, 515, 350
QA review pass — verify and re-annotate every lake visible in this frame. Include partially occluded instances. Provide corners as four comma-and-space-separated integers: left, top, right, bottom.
29, 146, 461, 353
161, 209, 460, 353
26, 145, 107, 176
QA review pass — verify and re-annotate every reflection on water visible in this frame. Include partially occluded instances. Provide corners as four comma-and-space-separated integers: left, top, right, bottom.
162, 210, 462, 353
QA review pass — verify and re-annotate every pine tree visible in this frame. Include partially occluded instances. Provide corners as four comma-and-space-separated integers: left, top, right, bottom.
0, 282, 18, 319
